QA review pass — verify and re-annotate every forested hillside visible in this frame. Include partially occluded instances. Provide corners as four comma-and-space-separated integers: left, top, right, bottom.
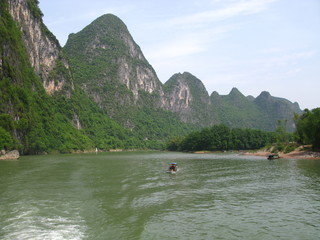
0, 1, 134, 153
163, 72, 301, 131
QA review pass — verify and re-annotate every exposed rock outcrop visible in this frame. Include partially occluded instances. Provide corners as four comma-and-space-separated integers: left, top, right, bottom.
164, 72, 215, 125
0, 150, 20, 160
8, 0, 73, 94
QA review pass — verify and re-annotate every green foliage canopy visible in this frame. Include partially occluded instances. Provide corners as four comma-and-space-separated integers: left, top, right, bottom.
294, 108, 320, 149
167, 124, 276, 152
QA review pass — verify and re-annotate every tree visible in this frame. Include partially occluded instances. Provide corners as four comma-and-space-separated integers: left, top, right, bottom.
275, 119, 291, 143
295, 108, 320, 150
0, 127, 14, 150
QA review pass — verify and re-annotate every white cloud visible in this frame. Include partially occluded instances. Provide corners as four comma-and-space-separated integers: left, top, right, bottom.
143, 0, 279, 70
149, 40, 204, 60
256, 50, 317, 68
146, 26, 230, 60
167, 0, 278, 26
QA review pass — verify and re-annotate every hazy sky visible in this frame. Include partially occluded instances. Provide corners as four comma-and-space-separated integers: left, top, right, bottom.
39, 0, 320, 110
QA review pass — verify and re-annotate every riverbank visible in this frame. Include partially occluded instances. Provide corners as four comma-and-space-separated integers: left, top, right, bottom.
243, 146, 320, 160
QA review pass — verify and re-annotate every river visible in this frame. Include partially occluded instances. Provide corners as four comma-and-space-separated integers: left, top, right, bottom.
0, 151, 320, 240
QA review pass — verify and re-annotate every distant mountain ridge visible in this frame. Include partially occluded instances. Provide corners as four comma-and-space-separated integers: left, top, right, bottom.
0, 1, 302, 154
165, 73, 301, 131
64, 14, 301, 132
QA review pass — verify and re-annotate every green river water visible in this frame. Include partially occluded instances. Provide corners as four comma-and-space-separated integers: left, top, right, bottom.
1, 151, 320, 240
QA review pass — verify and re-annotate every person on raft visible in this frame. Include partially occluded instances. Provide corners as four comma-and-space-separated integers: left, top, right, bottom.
169, 163, 177, 171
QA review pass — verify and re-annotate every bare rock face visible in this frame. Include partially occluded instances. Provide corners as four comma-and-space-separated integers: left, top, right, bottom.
117, 56, 164, 103
8, 0, 73, 94
164, 72, 214, 125
0, 150, 20, 160
166, 74, 193, 112
117, 30, 165, 103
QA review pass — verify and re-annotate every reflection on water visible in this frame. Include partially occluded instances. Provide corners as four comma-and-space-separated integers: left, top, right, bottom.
0, 152, 320, 240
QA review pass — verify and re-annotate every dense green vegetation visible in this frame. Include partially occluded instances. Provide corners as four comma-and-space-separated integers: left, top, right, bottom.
294, 108, 320, 150
163, 72, 301, 132
210, 90, 302, 132
27, 0, 43, 19
263, 120, 296, 153
167, 117, 318, 154
0, 2, 129, 153
1, 0, 47, 153
210, 89, 270, 130
167, 124, 277, 152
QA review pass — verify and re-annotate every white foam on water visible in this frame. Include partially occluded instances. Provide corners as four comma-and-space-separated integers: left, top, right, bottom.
1, 203, 87, 240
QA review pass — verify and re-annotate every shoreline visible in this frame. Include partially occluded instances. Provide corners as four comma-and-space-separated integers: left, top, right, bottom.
243, 149, 320, 160
193, 146, 320, 160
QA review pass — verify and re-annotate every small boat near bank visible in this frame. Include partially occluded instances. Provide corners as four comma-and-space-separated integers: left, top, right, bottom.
268, 154, 280, 160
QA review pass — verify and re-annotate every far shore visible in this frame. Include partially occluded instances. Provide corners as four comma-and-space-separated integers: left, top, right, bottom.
242, 148, 320, 160
2, 147, 320, 160
192, 146, 320, 160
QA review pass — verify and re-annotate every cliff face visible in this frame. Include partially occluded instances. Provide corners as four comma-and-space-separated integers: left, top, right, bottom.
164, 72, 215, 126
8, 0, 73, 94
164, 73, 194, 113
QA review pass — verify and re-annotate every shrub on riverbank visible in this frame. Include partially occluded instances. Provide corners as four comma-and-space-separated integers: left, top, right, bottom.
268, 142, 300, 154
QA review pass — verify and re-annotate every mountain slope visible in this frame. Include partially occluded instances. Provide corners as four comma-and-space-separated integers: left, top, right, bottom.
8, 0, 74, 95
210, 88, 269, 129
164, 72, 217, 126
0, 0, 91, 153
64, 14, 166, 111
209, 88, 302, 131
254, 91, 302, 131
64, 14, 195, 138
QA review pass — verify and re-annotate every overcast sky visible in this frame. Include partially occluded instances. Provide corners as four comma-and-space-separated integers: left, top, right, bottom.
39, 0, 320, 110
